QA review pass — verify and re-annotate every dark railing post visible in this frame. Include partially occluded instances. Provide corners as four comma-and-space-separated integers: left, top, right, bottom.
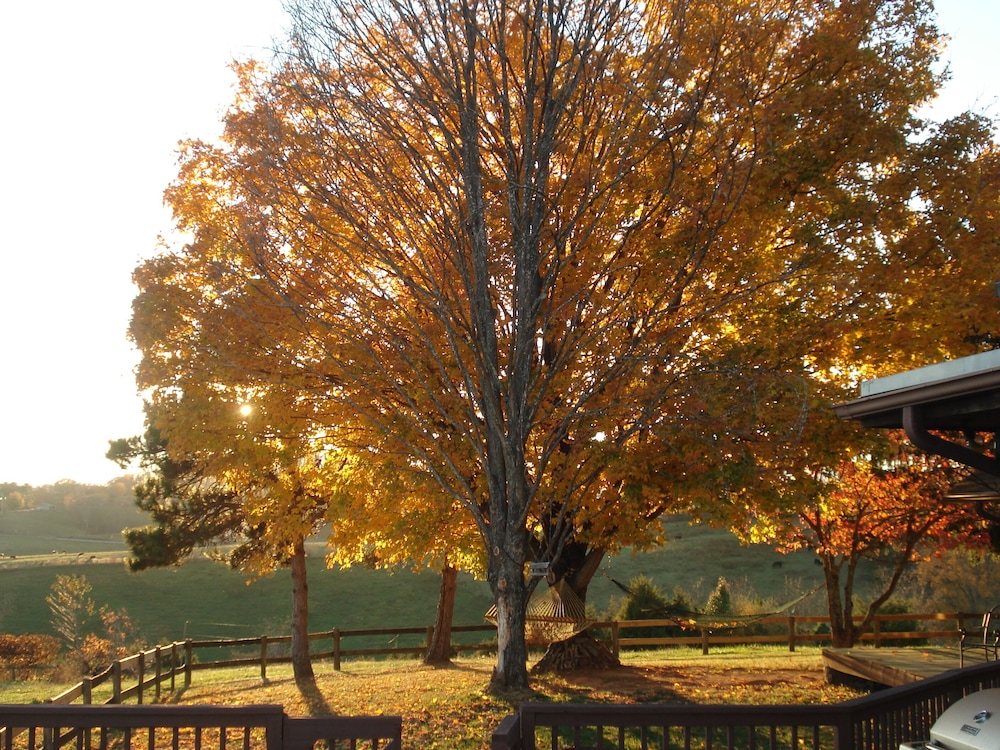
333, 629, 342, 671
701, 629, 709, 655
834, 709, 854, 750
491, 713, 523, 750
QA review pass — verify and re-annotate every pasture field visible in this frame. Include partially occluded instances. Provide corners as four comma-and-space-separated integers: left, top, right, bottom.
1, 507, 848, 646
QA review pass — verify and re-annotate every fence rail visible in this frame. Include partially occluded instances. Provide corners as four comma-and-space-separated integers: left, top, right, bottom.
603, 610, 967, 656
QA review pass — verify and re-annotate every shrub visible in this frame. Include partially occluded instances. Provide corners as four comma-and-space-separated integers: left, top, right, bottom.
0, 633, 61, 680
614, 576, 696, 643
615, 575, 668, 621
878, 600, 925, 646
914, 549, 1000, 614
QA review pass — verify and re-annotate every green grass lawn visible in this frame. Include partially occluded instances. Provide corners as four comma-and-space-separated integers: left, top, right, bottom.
0, 505, 147, 555
0, 553, 495, 645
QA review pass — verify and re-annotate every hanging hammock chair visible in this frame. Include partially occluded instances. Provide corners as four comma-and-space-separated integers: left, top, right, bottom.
485, 579, 595, 646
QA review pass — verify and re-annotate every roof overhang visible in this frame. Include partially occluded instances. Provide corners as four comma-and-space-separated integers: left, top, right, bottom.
834, 349, 1000, 479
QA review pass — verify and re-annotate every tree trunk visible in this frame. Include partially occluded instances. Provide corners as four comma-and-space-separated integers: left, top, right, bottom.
425, 563, 458, 665
822, 556, 856, 648
490, 551, 529, 692
289, 536, 314, 683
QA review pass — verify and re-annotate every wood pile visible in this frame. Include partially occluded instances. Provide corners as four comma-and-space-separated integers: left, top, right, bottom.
531, 633, 620, 673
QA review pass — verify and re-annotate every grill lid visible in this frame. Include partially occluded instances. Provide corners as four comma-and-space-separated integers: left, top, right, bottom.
931, 689, 1000, 750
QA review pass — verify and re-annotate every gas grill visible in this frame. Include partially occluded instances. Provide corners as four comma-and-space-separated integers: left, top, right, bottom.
901, 689, 1000, 750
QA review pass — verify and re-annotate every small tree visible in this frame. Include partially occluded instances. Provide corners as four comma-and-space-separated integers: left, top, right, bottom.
768, 433, 986, 647
46, 575, 98, 655
0, 634, 61, 680
45, 575, 138, 675
705, 578, 734, 617
109, 415, 328, 686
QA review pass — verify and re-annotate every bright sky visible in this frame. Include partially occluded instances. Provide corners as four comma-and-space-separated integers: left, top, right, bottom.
0, 0, 997, 487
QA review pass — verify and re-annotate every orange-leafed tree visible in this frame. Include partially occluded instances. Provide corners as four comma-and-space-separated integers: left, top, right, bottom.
148, 0, 1000, 689
321, 444, 485, 665
119, 251, 339, 685
766, 433, 987, 648
109, 406, 331, 686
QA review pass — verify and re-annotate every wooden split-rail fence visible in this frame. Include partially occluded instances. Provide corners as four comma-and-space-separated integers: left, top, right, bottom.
28, 611, 980, 707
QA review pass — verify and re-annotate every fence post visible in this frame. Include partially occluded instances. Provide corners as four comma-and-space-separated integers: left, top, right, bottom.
261, 636, 268, 682
82, 675, 93, 705
154, 646, 163, 702
170, 642, 178, 691
333, 629, 342, 671
611, 622, 620, 659
136, 650, 145, 704
701, 629, 709, 655
184, 639, 193, 688
788, 616, 796, 652
112, 660, 122, 704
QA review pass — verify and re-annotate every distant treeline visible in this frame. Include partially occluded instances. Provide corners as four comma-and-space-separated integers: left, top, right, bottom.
0, 479, 140, 535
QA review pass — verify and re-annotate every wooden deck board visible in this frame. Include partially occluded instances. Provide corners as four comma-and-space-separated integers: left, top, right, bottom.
823, 646, 996, 687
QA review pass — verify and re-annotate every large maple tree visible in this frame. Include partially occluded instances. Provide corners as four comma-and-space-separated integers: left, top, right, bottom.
141, 0, 1000, 690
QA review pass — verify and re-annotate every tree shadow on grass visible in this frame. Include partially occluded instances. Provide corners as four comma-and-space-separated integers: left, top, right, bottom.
296, 674, 335, 716
531, 664, 698, 705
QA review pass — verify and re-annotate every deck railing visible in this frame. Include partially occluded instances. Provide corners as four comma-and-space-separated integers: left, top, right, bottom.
491, 658, 1000, 750
0, 704, 401, 750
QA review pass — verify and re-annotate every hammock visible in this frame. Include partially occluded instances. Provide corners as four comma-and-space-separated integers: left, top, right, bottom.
485, 579, 594, 645
605, 574, 825, 632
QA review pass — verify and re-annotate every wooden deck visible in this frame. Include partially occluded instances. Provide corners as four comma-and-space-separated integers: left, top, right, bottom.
823, 646, 998, 687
